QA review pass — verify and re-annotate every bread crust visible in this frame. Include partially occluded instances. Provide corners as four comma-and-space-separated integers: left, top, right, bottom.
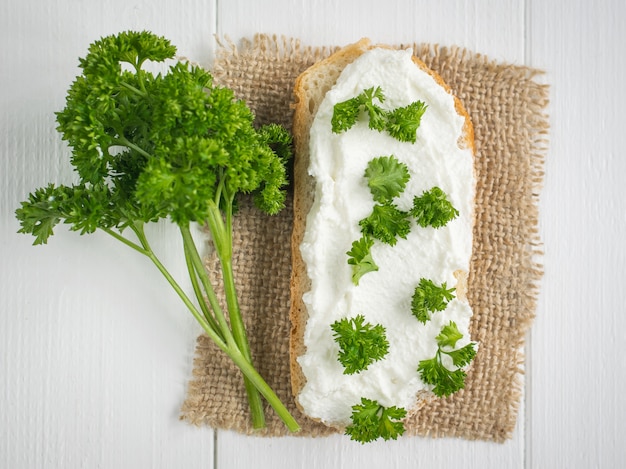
289, 38, 475, 421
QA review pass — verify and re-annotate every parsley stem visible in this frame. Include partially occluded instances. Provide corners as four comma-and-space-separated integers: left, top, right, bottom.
179, 224, 236, 349
102, 228, 148, 255
119, 80, 147, 98
183, 241, 223, 340
222, 255, 267, 429
204, 199, 266, 430
214, 170, 225, 207
115, 135, 152, 159
222, 197, 266, 429
221, 343, 301, 433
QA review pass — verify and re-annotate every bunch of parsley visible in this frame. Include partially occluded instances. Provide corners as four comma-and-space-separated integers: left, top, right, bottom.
14, 31, 299, 432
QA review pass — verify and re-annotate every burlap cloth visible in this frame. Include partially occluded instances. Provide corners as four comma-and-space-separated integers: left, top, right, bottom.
180, 35, 548, 442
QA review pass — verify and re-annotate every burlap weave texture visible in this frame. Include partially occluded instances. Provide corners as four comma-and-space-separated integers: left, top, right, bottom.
180, 35, 548, 442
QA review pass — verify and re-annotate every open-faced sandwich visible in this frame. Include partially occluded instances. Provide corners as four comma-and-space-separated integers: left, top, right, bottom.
289, 38, 477, 443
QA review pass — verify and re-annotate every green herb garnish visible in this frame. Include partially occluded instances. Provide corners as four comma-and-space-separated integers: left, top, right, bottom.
411, 278, 456, 324
417, 321, 477, 397
359, 203, 411, 246
410, 186, 459, 228
331, 314, 389, 375
346, 155, 410, 282
345, 397, 407, 444
385, 100, 427, 143
331, 87, 427, 142
364, 155, 410, 204
347, 235, 379, 286
332, 86, 387, 133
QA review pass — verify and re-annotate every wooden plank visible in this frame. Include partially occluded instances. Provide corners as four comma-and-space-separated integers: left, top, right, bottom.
527, 0, 626, 468
0, 0, 217, 467
217, 420, 524, 469
216, 0, 524, 61
214, 1, 527, 467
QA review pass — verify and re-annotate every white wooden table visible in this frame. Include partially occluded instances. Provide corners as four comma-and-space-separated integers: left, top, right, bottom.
1, 1, 624, 468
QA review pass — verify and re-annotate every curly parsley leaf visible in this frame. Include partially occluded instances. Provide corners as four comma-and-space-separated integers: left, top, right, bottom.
446, 342, 478, 368
345, 397, 407, 444
385, 100, 427, 143
410, 186, 459, 228
331, 315, 389, 375
417, 356, 467, 397
411, 278, 456, 324
418, 321, 477, 397
331, 97, 362, 133
364, 155, 410, 204
16, 184, 74, 245
436, 321, 465, 348
360, 86, 388, 132
252, 123, 293, 215
346, 235, 379, 286
359, 203, 410, 246
331, 86, 386, 133
331, 87, 426, 142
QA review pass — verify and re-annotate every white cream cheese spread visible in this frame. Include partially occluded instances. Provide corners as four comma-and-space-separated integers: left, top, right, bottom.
298, 47, 476, 426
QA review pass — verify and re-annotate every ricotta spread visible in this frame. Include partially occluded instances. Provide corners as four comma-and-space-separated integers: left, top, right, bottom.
298, 47, 476, 426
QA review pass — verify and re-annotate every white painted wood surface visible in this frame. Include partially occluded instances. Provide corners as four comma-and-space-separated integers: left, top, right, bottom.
1, 1, 624, 468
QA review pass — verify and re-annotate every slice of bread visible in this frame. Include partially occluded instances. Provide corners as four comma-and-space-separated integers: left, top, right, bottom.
289, 38, 475, 426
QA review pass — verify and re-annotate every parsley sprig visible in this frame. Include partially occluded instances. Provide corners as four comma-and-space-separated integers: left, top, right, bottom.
411, 186, 459, 228
331, 315, 389, 375
346, 236, 379, 285
364, 155, 410, 204
15, 31, 299, 433
345, 397, 407, 443
417, 321, 477, 397
385, 100, 428, 143
332, 86, 387, 133
411, 278, 456, 324
359, 203, 411, 246
331, 87, 427, 143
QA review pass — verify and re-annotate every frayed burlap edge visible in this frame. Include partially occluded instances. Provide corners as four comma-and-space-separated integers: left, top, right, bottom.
180, 34, 549, 442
